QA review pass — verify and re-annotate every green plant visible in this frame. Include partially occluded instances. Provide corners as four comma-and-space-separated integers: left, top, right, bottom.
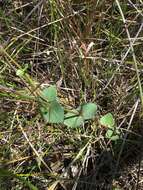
99, 113, 120, 141
39, 85, 121, 141
39, 85, 97, 126
40, 85, 64, 123
0, 0, 142, 189
16, 64, 29, 77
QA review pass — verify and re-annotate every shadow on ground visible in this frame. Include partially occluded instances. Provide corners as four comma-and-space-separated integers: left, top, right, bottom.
76, 121, 143, 190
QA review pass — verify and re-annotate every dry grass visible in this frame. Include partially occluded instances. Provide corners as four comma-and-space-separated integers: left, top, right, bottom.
0, 0, 143, 189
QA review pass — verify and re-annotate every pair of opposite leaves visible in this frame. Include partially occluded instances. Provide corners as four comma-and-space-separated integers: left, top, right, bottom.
40, 85, 97, 128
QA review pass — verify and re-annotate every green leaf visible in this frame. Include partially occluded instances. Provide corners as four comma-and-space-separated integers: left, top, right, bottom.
16, 65, 28, 77
41, 101, 64, 123
80, 103, 97, 120
100, 113, 120, 141
99, 113, 115, 128
64, 111, 84, 128
41, 85, 57, 102
16, 69, 25, 77
106, 128, 120, 141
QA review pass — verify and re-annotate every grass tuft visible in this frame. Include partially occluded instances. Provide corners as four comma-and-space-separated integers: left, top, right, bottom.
0, 0, 143, 189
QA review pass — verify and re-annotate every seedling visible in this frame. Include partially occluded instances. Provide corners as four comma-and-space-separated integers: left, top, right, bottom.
99, 113, 120, 141
39, 85, 121, 141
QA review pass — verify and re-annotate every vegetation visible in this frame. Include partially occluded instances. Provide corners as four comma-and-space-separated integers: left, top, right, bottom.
0, 0, 143, 189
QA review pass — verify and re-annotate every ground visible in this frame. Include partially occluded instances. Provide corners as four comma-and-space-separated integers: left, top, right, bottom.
0, 0, 143, 190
